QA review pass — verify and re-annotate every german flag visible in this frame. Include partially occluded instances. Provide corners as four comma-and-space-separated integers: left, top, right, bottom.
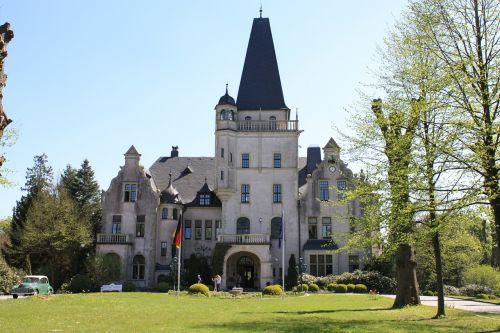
173, 212, 182, 249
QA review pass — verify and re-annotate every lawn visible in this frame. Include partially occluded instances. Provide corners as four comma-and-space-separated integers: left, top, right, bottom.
0, 293, 499, 333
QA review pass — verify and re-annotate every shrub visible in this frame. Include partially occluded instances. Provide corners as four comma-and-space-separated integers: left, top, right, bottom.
308, 283, 320, 292
0, 255, 21, 294
153, 282, 171, 293
346, 284, 356, 292
316, 275, 337, 289
477, 293, 497, 300
422, 290, 435, 296
123, 281, 136, 292
354, 284, 368, 293
262, 284, 283, 296
334, 284, 348, 293
464, 265, 500, 293
68, 274, 93, 293
327, 283, 338, 292
301, 274, 318, 285
336, 270, 396, 294
188, 283, 209, 296
444, 285, 460, 296
295, 284, 308, 292
460, 284, 492, 296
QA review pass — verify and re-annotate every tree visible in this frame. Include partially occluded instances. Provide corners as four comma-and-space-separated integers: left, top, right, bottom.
0, 23, 14, 182
4, 154, 53, 268
416, 0, 500, 266
18, 190, 91, 288
286, 254, 298, 289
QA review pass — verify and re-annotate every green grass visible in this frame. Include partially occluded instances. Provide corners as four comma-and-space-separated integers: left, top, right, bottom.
450, 295, 500, 305
1, 293, 499, 332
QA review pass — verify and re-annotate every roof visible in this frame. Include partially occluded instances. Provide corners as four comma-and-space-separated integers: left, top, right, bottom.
303, 239, 339, 251
324, 138, 340, 149
125, 145, 140, 156
237, 17, 287, 110
149, 157, 217, 204
218, 86, 236, 106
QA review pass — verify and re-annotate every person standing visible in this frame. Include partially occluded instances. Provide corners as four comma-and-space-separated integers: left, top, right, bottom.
197, 274, 202, 284
216, 274, 222, 291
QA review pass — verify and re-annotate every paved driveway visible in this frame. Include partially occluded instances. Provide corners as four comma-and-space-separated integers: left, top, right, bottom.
384, 295, 500, 314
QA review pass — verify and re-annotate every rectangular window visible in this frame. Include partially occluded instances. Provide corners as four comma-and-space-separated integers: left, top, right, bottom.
161, 208, 168, 219
215, 220, 222, 239
221, 170, 224, 181
309, 255, 317, 276
221, 148, 224, 158
112, 215, 121, 234
319, 180, 329, 201
308, 217, 318, 239
124, 183, 137, 202
337, 179, 347, 201
160, 242, 167, 256
273, 184, 282, 203
199, 194, 211, 206
309, 254, 333, 276
136, 215, 145, 237
184, 220, 192, 240
241, 184, 250, 203
205, 220, 212, 240
321, 217, 332, 239
195, 220, 202, 240
242, 153, 249, 168
273, 153, 281, 168
230, 153, 233, 163
349, 255, 360, 272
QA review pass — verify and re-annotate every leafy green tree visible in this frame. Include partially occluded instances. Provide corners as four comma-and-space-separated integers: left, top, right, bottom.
18, 190, 91, 288
4, 154, 53, 268
0, 252, 21, 294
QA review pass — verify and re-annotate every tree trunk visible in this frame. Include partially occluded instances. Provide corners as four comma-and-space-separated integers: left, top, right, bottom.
393, 243, 420, 308
432, 232, 445, 317
492, 197, 500, 267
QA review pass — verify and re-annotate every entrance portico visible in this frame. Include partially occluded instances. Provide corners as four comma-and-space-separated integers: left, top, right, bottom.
222, 245, 272, 290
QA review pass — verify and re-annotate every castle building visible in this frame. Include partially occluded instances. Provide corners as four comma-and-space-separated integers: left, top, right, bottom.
97, 14, 365, 290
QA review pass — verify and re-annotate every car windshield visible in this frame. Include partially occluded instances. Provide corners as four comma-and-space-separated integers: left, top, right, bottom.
22, 277, 40, 283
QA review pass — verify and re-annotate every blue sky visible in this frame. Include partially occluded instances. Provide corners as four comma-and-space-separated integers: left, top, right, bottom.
0, 0, 407, 217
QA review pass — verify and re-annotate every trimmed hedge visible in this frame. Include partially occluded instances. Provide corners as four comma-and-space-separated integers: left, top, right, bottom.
123, 281, 136, 292
354, 284, 368, 293
68, 274, 93, 293
296, 284, 309, 292
460, 284, 493, 296
153, 282, 171, 293
308, 283, 320, 292
334, 284, 348, 293
188, 283, 209, 296
262, 284, 283, 296
327, 283, 337, 292
346, 284, 355, 292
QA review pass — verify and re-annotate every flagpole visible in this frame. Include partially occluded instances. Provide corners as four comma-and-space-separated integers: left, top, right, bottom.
177, 211, 183, 299
282, 209, 285, 299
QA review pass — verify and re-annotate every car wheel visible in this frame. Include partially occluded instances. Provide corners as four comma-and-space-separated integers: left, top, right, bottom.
12, 294, 18, 299
48, 290, 53, 295
34, 289, 39, 296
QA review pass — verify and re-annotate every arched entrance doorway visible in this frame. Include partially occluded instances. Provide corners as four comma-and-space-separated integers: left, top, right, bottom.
237, 256, 254, 288
225, 252, 261, 290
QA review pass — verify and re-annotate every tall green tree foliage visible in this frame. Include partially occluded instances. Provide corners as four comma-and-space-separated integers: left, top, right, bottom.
415, 0, 500, 265
4, 154, 53, 268
18, 190, 91, 288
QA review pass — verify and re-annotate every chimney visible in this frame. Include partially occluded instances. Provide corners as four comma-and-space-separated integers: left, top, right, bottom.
171, 146, 179, 158
306, 145, 321, 175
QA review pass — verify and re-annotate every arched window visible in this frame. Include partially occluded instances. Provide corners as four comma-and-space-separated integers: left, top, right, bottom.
228, 110, 234, 120
269, 116, 276, 121
161, 208, 168, 220
245, 116, 252, 121
132, 255, 145, 280
237, 217, 250, 234
173, 208, 178, 220
220, 110, 228, 120
271, 217, 282, 239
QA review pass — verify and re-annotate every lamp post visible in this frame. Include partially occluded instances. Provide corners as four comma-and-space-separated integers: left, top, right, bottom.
296, 257, 307, 291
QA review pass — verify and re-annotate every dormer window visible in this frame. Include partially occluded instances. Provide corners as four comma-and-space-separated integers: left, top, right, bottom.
200, 194, 211, 206
124, 183, 137, 202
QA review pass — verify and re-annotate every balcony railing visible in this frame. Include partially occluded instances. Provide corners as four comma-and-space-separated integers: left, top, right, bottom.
97, 233, 131, 244
217, 233, 270, 244
237, 120, 298, 132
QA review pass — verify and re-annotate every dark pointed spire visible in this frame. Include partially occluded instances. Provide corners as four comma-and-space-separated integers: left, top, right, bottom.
259, 4, 263, 18
218, 83, 236, 106
237, 16, 287, 110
